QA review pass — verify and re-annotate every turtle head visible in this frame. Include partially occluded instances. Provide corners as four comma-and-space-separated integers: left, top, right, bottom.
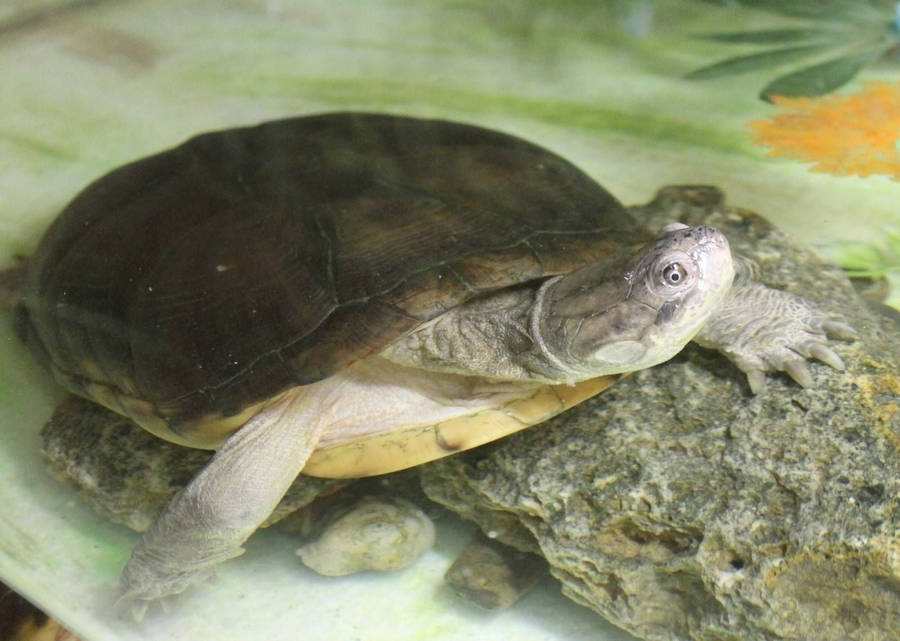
531, 223, 734, 379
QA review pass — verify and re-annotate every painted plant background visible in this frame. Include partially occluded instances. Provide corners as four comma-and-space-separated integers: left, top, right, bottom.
0, 2, 897, 641
685, 0, 900, 307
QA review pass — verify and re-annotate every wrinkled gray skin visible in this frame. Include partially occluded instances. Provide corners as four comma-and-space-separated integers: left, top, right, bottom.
387, 223, 851, 392
118, 222, 853, 615
383, 223, 736, 382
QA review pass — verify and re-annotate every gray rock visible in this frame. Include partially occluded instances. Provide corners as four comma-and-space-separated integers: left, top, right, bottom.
421, 186, 899, 641
444, 533, 546, 610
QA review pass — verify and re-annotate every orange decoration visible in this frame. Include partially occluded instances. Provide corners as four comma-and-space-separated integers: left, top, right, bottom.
748, 82, 900, 180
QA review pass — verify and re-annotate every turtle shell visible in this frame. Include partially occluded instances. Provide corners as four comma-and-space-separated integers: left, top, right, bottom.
16, 113, 645, 448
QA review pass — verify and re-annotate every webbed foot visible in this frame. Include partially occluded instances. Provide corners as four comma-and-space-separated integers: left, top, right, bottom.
694, 282, 857, 393
110, 388, 325, 619
116, 537, 241, 621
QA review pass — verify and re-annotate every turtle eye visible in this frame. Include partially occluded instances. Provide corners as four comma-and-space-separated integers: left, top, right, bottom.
662, 262, 688, 286
646, 250, 695, 297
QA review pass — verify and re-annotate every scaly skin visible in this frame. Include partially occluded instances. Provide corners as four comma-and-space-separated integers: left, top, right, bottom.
118, 390, 327, 619
693, 280, 856, 393
385, 224, 736, 383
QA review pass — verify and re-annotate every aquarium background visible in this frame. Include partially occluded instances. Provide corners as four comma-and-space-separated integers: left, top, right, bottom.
0, 1, 897, 640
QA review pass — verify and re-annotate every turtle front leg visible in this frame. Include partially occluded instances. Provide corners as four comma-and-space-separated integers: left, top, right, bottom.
118, 388, 326, 619
693, 281, 856, 393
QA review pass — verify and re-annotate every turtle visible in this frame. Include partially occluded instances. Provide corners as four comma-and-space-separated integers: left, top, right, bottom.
13, 112, 855, 612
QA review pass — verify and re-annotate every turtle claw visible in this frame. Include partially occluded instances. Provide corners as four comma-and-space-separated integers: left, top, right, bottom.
131, 602, 148, 624
115, 545, 224, 622
821, 319, 858, 341
807, 343, 845, 371
113, 591, 152, 623
121, 597, 149, 624
115, 568, 214, 622
695, 282, 857, 394
783, 360, 813, 388
746, 369, 767, 395
115, 591, 151, 623
122, 594, 173, 622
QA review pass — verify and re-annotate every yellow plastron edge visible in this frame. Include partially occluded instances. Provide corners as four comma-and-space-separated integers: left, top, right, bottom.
302, 374, 619, 479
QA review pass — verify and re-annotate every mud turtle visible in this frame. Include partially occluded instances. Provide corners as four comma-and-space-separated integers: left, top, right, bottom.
14, 112, 853, 609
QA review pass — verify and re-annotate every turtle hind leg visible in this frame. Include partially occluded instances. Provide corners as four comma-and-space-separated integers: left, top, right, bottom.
118, 386, 327, 616
693, 281, 856, 393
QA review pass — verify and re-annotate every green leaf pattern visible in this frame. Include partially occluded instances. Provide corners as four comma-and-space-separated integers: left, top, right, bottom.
685, 44, 837, 80
821, 228, 900, 308
758, 45, 892, 99
686, 0, 900, 99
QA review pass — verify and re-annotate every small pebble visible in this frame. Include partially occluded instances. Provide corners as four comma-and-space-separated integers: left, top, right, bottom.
444, 535, 545, 610
297, 496, 435, 576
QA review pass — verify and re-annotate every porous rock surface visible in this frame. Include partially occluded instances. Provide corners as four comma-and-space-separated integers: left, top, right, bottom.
421, 186, 899, 641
